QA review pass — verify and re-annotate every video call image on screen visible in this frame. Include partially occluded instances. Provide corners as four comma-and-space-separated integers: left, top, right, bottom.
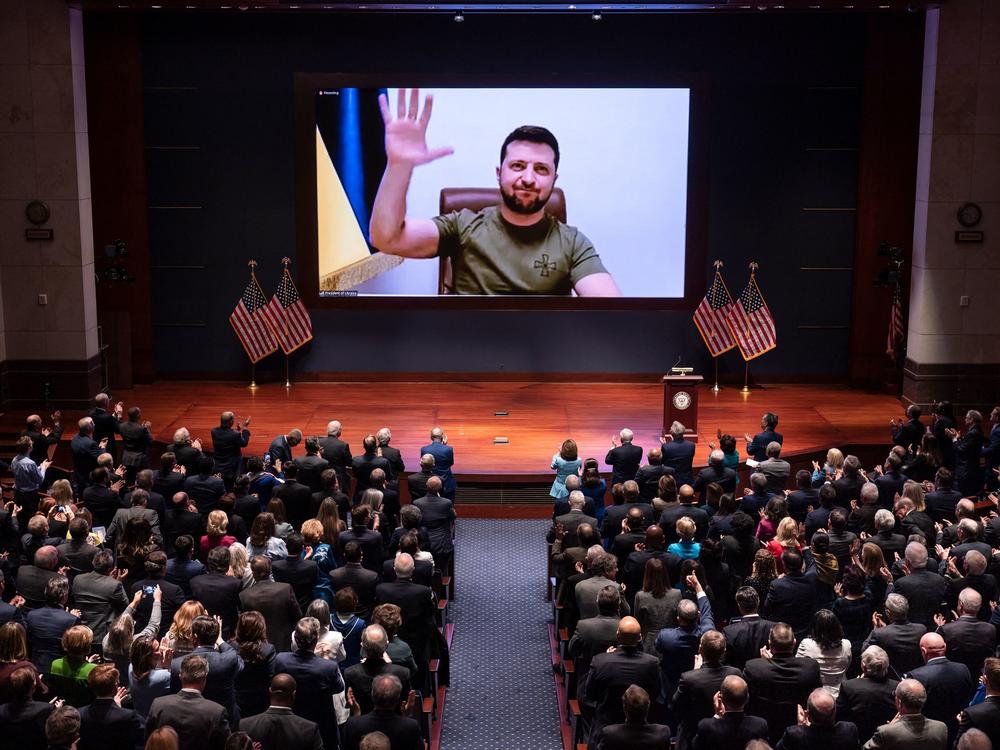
314, 87, 690, 298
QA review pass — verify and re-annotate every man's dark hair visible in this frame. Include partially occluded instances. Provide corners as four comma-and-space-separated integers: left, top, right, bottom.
829, 509, 848, 533
735, 586, 759, 614
174, 534, 194, 560
45, 706, 81, 746
92, 549, 115, 575
145, 551, 167, 578
796, 470, 811, 489
207, 545, 231, 574
811, 531, 830, 554
285, 532, 304, 556
818, 483, 837, 508
192, 615, 220, 646
351, 505, 370, 528
45, 576, 70, 606
782, 549, 803, 574
251, 555, 272, 581
343, 541, 362, 563
936, 467, 954, 488
500, 125, 560, 168
762, 412, 779, 430
622, 684, 650, 723
283, 461, 298, 479
197, 455, 214, 475
597, 585, 621, 617
69, 517, 90, 542
130, 488, 149, 507
305, 436, 320, 454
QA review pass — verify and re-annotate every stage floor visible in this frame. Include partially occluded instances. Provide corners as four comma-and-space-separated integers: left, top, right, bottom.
16, 381, 904, 480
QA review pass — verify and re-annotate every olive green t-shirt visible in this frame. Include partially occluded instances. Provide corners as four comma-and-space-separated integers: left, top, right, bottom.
432, 205, 608, 295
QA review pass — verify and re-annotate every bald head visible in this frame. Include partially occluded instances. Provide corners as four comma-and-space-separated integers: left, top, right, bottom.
220, 411, 235, 427
394, 553, 415, 580
617, 617, 641, 646
678, 484, 695, 503
34, 545, 59, 570
957, 729, 993, 750
720, 675, 748, 711
958, 587, 982, 617
643, 525, 665, 549
172, 491, 189, 507
895, 678, 927, 714
269, 673, 297, 706
326, 420, 342, 437
919, 632, 946, 661
425, 476, 443, 494
806, 688, 836, 726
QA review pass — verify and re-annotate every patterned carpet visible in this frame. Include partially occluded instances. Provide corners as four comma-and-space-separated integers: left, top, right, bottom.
439, 519, 563, 750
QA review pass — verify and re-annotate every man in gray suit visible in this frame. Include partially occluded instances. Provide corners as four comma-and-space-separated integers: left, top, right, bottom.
71, 549, 128, 643
863, 679, 947, 750
575, 553, 630, 621
757, 441, 791, 494
105, 488, 162, 550
239, 673, 323, 750
568, 585, 622, 687
549, 492, 599, 549
147, 654, 230, 750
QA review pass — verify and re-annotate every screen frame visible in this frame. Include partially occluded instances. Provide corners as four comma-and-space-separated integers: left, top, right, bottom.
294, 72, 710, 310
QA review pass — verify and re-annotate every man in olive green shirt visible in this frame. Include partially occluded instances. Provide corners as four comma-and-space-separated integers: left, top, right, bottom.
369, 88, 621, 297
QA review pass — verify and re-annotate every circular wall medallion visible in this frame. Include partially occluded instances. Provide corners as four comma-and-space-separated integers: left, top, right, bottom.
957, 202, 982, 228
673, 390, 692, 410
25, 200, 50, 226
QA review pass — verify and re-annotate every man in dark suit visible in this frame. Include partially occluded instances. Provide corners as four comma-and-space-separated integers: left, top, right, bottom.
89, 393, 123, 462
585, 617, 661, 748
81, 466, 126, 530
240, 556, 302, 653
740, 473, 775, 518
274, 618, 345, 750
832, 455, 866, 508
743, 623, 822, 744
923, 468, 962, 522
24, 411, 62, 465
634, 448, 674, 503
117, 407, 152, 481
153, 452, 188, 504
862, 679, 948, 750
948, 550, 998, 619
549, 492, 599, 551
16, 545, 62, 613
318, 420, 353, 498
654, 574, 715, 718
342, 625, 412, 714
312, 469, 350, 523
775, 688, 858, 750
906, 632, 973, 747
723, 587, 775, 671
693, 450, 738, 503
610, 507, 647, 572
272, 461, 313, 533
239, 673, 324, 750
124, 470, 167, 528
956, 657, 1000, 745
0, 665, 54, 750
294, 436, 329, 494
71, 549, 128, 643
849, 481, 882, 535
936, 588, 996, 679
71, 417, 106, 494
56, 517, 98, 577
895, 498, 935, 547
190, 546, 242, 639
267, 428, 302, 468
782, 470, 818, 522
340, 674, 422, 750
621, 526, 682, 606
606, 429, 643, 488
352, 435, 393, 501
603, 481, 656, 546
420, 427, 456, 500
105, 488, 162, 551
660, 484, 709, 544
183, 455, 226, 519
597, 684, 672, 750
891, 405, 925, 451
745, 412, 782, 462
374, 554, 436, 678
874, 453, 908, 508
869, 508, 907, 562
169, 615, 243, 726
984, 405, 1000, 491
951, 410, 985, 496
407, 454, 435, 506
894, 542, 950, 630
211, 411, 250, 489
77, 664, 143, 750
835, 645, 899, 745
375, 427, 405, 484
273, 533, 320, 611
757, 442, 791, 495
672, 630, 742, 750
692, 675, 769, 750
128, 551, 185, 638
164, 491, 204, 554
861, 593, 926, 678
147, 654, 231, 750
341, 505, 385, 574
568, 586, 622, 688
763, 551, 816, 640
661, 422, 696, 486
330, 541, 379, 619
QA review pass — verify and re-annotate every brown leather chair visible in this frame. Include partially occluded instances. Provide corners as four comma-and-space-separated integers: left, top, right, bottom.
436, 187, 567, 294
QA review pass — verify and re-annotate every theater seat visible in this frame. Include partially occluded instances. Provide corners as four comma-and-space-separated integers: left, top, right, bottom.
436, 187, 567, 294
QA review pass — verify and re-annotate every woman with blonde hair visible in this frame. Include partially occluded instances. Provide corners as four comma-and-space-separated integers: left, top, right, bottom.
145, 727, 179, 750
200, 509, 237, 562
900, 480, 926, 512
812, 447, 845, 484
227, 542, 253, 589
48, 625, 96, 706
161, 600, 206, 657
766, 516, 802, 572
104, 585, 163, 678
550, 438, 582, 501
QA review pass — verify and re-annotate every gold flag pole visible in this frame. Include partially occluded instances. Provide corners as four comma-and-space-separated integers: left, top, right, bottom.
740, 261, 758, 394
281, 257, 292, 389
248, 260, 259, 391
711, 260, 723, 394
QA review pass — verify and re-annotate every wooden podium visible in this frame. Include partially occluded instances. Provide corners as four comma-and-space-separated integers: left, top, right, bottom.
662, 373, 703, 440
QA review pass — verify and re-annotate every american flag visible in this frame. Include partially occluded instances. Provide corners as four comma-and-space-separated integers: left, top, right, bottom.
230, 275, 278, 363
886, 282, 905, 359
262, 265, 314, 354
724, 274, 777, 361
693, 271, 737, 356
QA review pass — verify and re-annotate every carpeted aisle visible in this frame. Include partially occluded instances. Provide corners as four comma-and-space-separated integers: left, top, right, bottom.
439, 518, 563, 750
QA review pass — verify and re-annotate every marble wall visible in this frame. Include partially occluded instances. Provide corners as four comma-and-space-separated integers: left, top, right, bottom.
904, 0, 1000, 408
0, 0, 99, 371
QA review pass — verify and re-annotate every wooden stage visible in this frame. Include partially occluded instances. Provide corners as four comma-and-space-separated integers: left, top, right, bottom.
11, 381, 904, 506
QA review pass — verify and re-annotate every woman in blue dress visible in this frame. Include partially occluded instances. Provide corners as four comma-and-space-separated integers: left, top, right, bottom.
246, 455, 284, 510
580, 458, 608, 527
330, 586, 366, 668
550, 439, 582, 500
302, 518, 336, 604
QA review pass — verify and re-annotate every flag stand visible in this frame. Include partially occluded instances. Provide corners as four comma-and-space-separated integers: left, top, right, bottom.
741, 363, 751, 394
711, 358, 722, 393
285, 355, 291, 389
250, 362, 257, 390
